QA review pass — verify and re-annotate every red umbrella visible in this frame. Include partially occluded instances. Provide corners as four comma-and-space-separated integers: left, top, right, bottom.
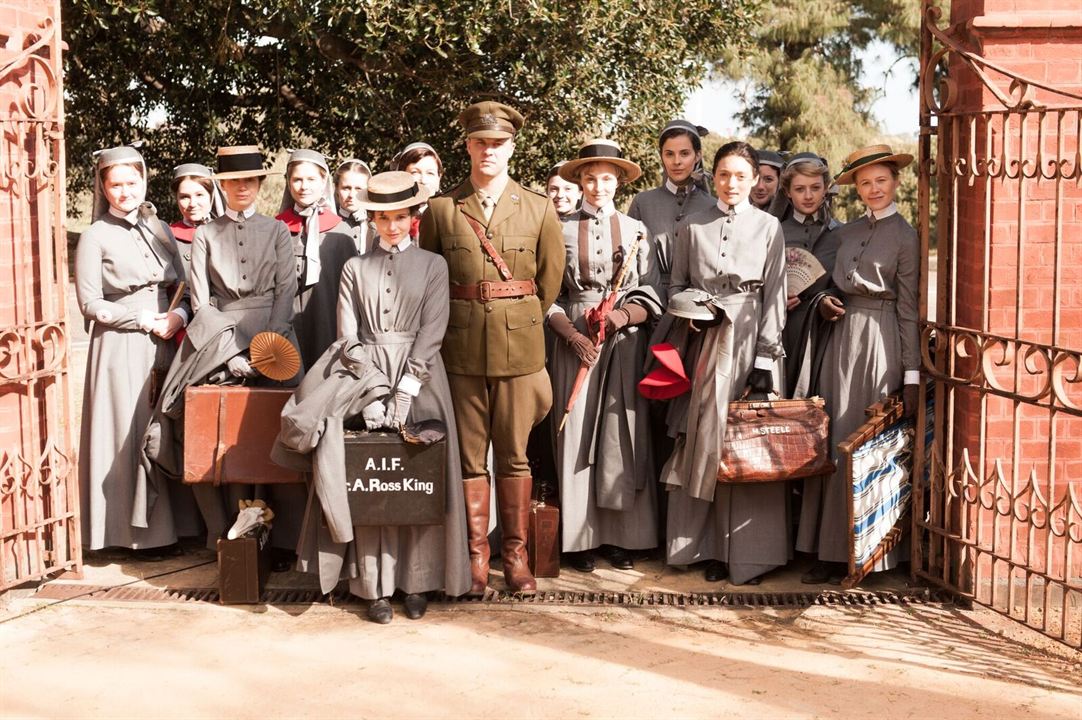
557, 234, 643, 433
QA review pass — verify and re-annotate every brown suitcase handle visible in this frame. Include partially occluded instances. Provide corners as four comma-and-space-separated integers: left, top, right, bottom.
213, 391, 227, 486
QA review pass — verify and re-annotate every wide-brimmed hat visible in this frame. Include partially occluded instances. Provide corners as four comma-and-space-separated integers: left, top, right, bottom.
458, 101, 524, 139
667, 288, 718, 321
834, 144, 913, 185
213, 145, 270, 180
638, 343, 691, 400
358, 171, 432, 211
559, 139, 642, 185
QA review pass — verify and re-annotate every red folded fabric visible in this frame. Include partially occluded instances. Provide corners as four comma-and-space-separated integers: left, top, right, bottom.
638, 342, 691, 400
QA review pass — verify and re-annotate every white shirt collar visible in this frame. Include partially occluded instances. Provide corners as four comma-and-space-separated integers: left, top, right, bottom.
867, 202, 898, 221
716, 198, 751, 215
664, 179, 694, 195
108, 206, 139, 224
379, 237, 412, 253
581, 199, 616, 219
225, 205, 257, 221
792, 211, 813, 224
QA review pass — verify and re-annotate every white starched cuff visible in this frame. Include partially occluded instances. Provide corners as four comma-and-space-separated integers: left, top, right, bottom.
904, 370, 920, 385
753, 356, 774, 371
397, 374, 422, 397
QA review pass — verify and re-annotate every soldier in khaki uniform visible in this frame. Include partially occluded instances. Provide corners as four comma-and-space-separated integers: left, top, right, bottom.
419, 101, 565, 594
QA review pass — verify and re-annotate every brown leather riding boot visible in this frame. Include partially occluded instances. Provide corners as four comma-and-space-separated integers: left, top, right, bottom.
495, 474, 537, 594
462, 477, 491, 595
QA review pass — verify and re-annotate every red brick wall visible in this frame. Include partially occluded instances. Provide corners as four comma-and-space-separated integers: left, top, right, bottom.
943, 0, 1081, 575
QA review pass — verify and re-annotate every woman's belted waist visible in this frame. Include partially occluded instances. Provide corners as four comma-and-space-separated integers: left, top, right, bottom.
845, 294, 896, 311
449, 279, 536, 302
708, 290, 758, 310
214, 295, 274, 312
567, 290, 606, 304
105, 286, 166, 308
359, 330, 418, 346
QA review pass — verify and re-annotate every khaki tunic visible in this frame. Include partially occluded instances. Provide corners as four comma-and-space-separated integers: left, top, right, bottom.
418, 178, 565, 377
661, 203, 789, 583
76, 212, 193, 549
550, 209, 662, 552
805, 211, 919, 566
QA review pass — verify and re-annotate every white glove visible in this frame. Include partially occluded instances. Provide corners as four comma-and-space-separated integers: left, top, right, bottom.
383, 390, 413, 429
362, 400, 387, 430
227, 355, 257, 378
137, 309, 156, 333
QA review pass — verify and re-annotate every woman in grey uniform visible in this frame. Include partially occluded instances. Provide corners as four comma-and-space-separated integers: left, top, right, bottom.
334, 158, 373, 255
318, 171, 470, 623
181, 145, 304, 562
662, 141, 788, 585
76, 145, 192, 555
548, 140, 662, 572
628, 119, 715, 298
802, 144, 920, 584
276, 149, 358, 369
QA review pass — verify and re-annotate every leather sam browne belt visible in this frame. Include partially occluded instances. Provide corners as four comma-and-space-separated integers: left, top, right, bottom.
449, 279, 537, 302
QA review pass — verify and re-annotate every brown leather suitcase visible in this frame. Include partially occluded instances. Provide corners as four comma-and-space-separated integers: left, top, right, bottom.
717, 396, 835, 484
217, 524, 270, 604
342, 430, 446, 526
183, 386, 302, 484
528, 500, 560, 578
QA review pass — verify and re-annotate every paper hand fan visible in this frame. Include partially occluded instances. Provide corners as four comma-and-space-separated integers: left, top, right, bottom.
248, 332, 301, 381
785, 247, 826, 297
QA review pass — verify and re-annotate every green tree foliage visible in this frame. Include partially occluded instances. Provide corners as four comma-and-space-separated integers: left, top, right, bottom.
64, 0, 756, 213
711, 0, 922, 223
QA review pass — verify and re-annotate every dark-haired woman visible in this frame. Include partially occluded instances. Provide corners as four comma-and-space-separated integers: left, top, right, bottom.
169, 163, 223, 280
801, 144, 919, 584
663, 141, 788, 586
392, 142, 443, 240
76, 145, 192, 553
545, 161, 582, 219
750, 150, 783, 212
289, 171, 470, 623
277, 149, 358, 370
628, 120, 716, 299
334, 158, 374, 255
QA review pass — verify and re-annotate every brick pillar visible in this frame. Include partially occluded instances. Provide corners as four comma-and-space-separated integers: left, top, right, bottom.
942, 0, 1082, 577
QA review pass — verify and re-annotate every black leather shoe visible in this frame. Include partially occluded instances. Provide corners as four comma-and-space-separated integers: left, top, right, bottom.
704, 560, 728, 582
270, 548, 296, 573
607, 547, 634, 570
735, 574, 763, 586
565, 551, 595, 573
802, 561, 846, 585
367, 598, 393, 624
403, 593, 428, 620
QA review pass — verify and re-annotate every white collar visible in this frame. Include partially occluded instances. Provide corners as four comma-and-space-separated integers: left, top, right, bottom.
380, 237, 412, 253
716, 198, 751, 215
108, 206, 139, 224
664, 179, 694, 195
225, 205, 257, 221
792, 211, 817, 224
867, 202, 898, 221
581, 199, 616, 219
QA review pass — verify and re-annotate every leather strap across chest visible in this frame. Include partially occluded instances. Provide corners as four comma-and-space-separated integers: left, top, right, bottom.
452, 205, 537, 302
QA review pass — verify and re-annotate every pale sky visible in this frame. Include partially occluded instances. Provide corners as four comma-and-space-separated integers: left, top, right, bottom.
683, 41, 920, 140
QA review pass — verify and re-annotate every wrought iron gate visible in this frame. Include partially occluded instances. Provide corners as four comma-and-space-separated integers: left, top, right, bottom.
914, 3, 1082, 647
0, 7, 80, 590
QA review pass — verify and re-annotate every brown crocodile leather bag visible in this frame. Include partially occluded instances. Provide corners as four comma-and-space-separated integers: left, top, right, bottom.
717, 396, 834, 483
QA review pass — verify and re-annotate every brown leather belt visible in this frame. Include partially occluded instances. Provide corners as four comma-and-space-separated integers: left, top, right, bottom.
449, 279, 537, 302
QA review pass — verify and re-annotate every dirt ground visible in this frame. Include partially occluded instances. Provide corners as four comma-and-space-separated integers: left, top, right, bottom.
2, 580, 1080, 720
2, 546, 1081, 720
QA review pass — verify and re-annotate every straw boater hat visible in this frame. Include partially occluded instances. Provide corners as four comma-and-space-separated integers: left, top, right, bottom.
834, 144, 914, 185
558, 139, 642, 185
213, 145, 271, 180
358, 171, 432, 211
